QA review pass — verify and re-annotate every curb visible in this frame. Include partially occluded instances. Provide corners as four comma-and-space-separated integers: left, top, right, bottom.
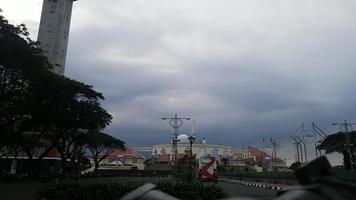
220, 178, 283, 191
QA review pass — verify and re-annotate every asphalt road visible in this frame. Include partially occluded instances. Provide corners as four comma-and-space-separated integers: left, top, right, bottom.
218, 182, 278, 200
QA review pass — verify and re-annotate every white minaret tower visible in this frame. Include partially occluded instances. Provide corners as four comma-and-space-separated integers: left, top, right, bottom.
37, 0, 77, 75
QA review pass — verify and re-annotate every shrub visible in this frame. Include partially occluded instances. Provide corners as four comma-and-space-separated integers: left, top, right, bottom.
36, 178, 227, 200
1, 173, 21, 182
172, 171, 194, 182
332, 170, 356, 182
157, 178, 227, 200
36, 180, 142, 200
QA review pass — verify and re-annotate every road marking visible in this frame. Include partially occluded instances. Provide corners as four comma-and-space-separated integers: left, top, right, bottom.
220, 178, 286, 191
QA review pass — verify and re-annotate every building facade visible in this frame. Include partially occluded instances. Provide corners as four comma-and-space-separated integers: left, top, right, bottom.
133, 134, 286, 171
99, 148, 146, 170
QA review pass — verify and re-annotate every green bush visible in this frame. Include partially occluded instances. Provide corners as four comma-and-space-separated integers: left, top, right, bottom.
332, 170, 356, 182
36, 179, 142, 200
36, 178, 227, 200
157, 178, 227, 200
172, 171, 195, 182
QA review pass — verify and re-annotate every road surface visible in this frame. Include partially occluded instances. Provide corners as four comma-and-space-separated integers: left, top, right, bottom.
218, 182, 278, 199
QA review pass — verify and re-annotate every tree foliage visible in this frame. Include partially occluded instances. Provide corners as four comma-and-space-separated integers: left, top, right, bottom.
0, 12, 51, 159
317, 131, 356, 170
317, 131, 356, 153
0, 12, 120, 177
289, 162, 301, 171
85, 131, 125, 173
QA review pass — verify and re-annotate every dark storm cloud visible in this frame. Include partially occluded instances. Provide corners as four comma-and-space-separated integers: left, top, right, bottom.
3, 0, 356, 165
55, 0, 356, 165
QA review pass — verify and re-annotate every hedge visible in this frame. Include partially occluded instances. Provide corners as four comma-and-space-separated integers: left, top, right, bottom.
36, 178, 227, 200
36, 180, 138, 200
332, 171, 356, 182
157, 179, 227, 200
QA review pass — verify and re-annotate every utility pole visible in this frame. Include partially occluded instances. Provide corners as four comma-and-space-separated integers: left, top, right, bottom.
291, 123, 305, 163
257, 137, 267, 168
188, 135, 196, 183
296, 133, 308, 163
291, 136, 302, 163
270, 138, 281, 166
332, 120, 356, 170
162, 114, 190, 173
312, 123, 327, 157
270, 138, 278, 160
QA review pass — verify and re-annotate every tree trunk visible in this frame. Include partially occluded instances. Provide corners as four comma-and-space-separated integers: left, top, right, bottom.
342, 150, 351, 170
93, 161, 99, 174
351, 152, 356, 170
25, 152, 37, 179
70, 157, 78, 177
60, 155, 67, 179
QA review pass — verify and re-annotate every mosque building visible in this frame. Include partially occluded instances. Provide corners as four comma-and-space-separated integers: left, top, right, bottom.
133, 133, 287, 171
150, 134, 233, 162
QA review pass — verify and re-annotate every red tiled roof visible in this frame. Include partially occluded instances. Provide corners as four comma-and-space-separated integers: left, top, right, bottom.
176, 154, 186, 160
110, 148, 133, 155
47, 147, 61, 158
232, 153, 244, 160
157, 153, 196, 162
107, 148, 145, 160
158, 154, 171, 162
248, 146, 270, 159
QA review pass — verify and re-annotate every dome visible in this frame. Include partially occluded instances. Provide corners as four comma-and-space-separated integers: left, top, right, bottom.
177, 134, 189, 143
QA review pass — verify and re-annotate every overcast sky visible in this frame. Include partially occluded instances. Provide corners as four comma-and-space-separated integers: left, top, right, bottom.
2, 0, 356, 164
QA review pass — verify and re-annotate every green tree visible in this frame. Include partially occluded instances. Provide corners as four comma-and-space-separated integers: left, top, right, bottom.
317, 131, 356, 170
289, 161, 301, 171
0, 11, 54, 170
85, 131, 125, 173
0, 12, 114, 177
220, 157, 230, 172
32, 70, 113, 177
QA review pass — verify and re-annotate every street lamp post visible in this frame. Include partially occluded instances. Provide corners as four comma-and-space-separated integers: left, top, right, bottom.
188, 135, 195, 183
162, 114, 190, 173
332, 120, 356, 170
